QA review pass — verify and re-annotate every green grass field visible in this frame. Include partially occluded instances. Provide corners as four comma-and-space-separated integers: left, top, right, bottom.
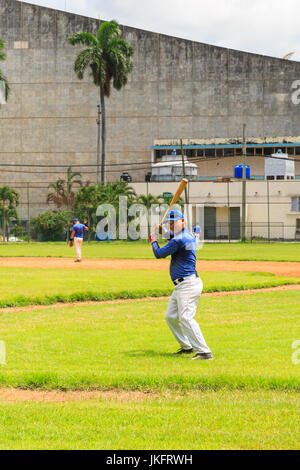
0, 291, 299, 390
0, 290, 299, 449
1, 241, 300, 261
0, 242, 299, 449
0, 390, 298, 449
0, 266, 298, 307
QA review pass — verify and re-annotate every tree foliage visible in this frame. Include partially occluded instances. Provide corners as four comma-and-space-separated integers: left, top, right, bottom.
47, 167, 83, 210
74, 180, 137, 234
68, 21, 134, 183
0, 186, 19, 241
0, 39, 10, 102
31, 210, 71, 242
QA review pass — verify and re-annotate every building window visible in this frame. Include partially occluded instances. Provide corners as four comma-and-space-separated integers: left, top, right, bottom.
224, 148, 234, 156
267, 175, 275, 180
205, 148, 215, 158
155, 150, 166, 159
291, 197, 300, 212
287, 147, 295, 155
295, 147, 300, 155
197, 149, 204, 157
277, 175, 284, 180
255, 148, 262, 155
264, 147, 273, 155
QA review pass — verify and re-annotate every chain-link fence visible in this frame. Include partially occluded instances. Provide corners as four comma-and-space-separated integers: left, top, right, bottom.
203, 222, 300, 242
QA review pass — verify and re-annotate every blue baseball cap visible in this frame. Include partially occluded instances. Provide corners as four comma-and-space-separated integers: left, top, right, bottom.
73, 218, 79, 222
165, 210, 184, 222
193, 225, 201, 234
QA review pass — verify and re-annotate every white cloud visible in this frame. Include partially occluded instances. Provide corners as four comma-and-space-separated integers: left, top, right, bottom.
21, 0, 300, 60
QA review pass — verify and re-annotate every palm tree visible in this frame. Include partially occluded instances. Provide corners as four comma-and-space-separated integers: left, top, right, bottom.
68, 20, 134, 184
0, 186, 19, 242
0, 40, 10, 104
47, 167, 83, 211
135, 194, 164, 209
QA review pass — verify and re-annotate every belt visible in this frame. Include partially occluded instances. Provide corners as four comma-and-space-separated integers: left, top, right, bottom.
173, 273, 199, 286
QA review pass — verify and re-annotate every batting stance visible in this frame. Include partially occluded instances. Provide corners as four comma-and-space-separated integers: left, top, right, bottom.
69, 218, 89, 262
149, 210, 213, 360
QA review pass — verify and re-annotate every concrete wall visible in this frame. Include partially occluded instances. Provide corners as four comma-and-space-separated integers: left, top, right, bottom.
1, 0, 300, 218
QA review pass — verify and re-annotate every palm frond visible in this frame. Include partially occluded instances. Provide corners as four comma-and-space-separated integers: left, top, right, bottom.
0, 72, 10, 101
68, 32, 97, 47
74, 48, 94, 80
0, 40, 10, 101
98, 20, 120, 47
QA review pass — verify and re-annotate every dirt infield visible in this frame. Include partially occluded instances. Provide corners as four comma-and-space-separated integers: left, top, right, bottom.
0, 257, 300, 277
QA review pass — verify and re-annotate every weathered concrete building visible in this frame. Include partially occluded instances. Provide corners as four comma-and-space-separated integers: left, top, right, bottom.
0, 0, 300, 220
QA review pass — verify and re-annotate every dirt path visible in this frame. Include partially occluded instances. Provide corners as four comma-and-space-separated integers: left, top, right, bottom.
0, 388, 159, 403
1, 284, 299, 314
0, 257, 300, 277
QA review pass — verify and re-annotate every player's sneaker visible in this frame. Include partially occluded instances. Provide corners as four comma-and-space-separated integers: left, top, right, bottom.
74, 259, 81, 263
190, 352, 214, 360
174, 348, 193, 355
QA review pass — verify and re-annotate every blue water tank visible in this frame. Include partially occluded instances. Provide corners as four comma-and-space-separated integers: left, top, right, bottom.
234, 164, 250, 179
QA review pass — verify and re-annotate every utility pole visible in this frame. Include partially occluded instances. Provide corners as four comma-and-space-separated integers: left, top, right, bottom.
27, 183, 30, 243
242, 124, 247, 242
3, 206, 6, 243
227, 181, 231, 243
267, 179, 270, 242
96, 103, 101, 184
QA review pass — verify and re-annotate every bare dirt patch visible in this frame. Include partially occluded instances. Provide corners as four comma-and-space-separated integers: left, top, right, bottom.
0, 257, 300, 277
0, 388, 159, 403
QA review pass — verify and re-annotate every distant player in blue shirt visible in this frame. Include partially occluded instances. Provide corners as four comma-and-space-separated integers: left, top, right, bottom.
149, 210, 213, 360
70, 218, 89, 262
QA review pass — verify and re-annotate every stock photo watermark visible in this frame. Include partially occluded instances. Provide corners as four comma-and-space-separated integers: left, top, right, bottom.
291, 340, 300, 365
291, 80, 300, 104
0, 341, 6, 365
94, 197, 204, 250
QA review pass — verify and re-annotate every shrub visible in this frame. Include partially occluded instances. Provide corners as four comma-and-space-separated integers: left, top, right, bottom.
31, 210, 71, 241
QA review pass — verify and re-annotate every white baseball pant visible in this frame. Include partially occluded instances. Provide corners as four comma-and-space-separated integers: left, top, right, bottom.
165, 274, 211, 353
74, 237, 83, 260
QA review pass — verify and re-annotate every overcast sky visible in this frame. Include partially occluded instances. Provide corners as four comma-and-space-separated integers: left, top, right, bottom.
22, 0, 300, 61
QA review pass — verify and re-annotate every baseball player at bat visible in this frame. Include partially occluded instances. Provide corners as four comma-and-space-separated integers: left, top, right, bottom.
69, 218, 89, 263
149, 210, 213, 360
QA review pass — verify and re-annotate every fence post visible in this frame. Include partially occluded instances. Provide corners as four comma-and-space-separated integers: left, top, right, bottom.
267, 179, 270, 243
27, 183, 31, 243
227, 181, 231, 243
242, 124, 247, 242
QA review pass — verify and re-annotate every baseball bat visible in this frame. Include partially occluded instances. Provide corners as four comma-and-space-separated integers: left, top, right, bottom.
159, 178, 188, 227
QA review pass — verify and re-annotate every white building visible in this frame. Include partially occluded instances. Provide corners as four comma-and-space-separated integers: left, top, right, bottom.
133, 180, 300, 240
151, 151, 198, 182
265, 150, 295, 181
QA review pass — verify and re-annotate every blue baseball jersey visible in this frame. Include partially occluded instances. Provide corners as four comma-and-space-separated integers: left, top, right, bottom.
152, 229, 198, 281
72, 223, 87, 238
